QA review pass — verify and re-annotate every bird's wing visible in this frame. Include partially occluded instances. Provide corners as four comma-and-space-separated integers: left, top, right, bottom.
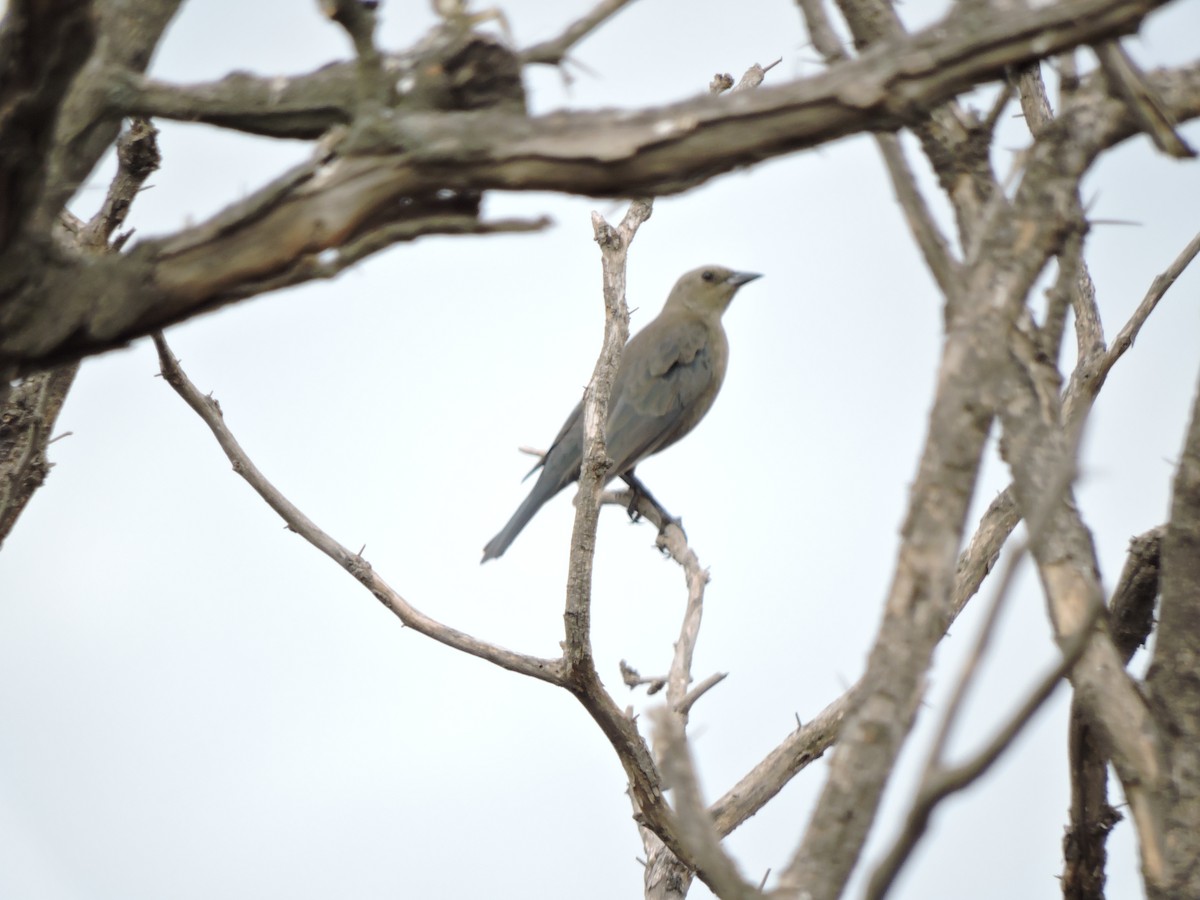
605, 318, 718, 474
523, 397, 583, 481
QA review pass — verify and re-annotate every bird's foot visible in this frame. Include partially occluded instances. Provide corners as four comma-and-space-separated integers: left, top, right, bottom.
620, 470, 686, 542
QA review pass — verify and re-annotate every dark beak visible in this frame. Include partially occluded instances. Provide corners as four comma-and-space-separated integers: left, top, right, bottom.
727, 271, 762, 287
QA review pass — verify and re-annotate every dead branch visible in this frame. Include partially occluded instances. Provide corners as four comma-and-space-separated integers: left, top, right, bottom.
1063, 527, 1163, 899
520, 0, 639, 66
151, 332, 564, 684
3, 0, 1194, 378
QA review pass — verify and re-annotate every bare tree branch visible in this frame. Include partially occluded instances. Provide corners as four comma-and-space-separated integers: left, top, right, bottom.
78, 117, 162, 251
0, 365, 78, 547
1063, 527, 1163, 900
709, 684, 855, 837
649, 708, 763, 900
151, 333, 564, 684
799, 0, 963, 303
870, 591, 1103, 900
998, 309, 1169, 890
321, 0, 388, 115
3, 1, 1194, 378
563, 200, 651, 678
0, 115, 161, 545
1145, 368, 1200, 897
520, 0, 639, 66
773, 25, 1182, 895
38, 0, 181, 232
110, 30, 526, 141
0, 0, 95, 249
1095, 40, 1195, 158
1088, 230, 1200, 399
868, 446, 1082, 898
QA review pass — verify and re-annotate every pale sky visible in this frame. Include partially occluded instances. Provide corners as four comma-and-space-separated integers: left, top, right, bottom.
2, 2, 1199, 898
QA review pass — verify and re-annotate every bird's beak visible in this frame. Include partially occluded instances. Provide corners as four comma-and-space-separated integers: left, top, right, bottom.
727, 271, 762, 287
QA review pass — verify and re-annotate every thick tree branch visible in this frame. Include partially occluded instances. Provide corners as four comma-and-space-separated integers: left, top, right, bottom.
0, 0, 95, 250
772, 36, 1180, 894
1145, 367, 1200, 897
3, 3, 1194, 378
1095, 40, 1195, 158
0, 115, 162, 546
1063, 527, 1163, 900
869, 447, 1080, 898
0, 365, 78, 547
39, 0, 181, 231
998, 314, 1168, 889
111, 31, 526, 140
871, 588, 1102, 900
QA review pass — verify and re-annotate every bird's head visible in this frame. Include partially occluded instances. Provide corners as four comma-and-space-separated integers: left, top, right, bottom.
666, 265, 762, 317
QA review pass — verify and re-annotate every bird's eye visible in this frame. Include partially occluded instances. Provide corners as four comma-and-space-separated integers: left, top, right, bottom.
701, 270, 716, 282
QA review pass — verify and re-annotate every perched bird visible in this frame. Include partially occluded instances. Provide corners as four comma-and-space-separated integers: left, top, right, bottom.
482, 265, 761, 562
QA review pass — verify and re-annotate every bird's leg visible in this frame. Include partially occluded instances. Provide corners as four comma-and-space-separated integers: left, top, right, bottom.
620, 469, 687, 542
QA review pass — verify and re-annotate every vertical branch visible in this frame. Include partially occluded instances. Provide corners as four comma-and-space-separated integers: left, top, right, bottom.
562, 200, 651, 676
797, 0, 963, 304
1, 116, 161, 546
649, 709, 764, 900
997, 307, 1169, 891
0, 364, 78, 546
1062, 527, 1163, 900
1145, 368, 1200, 897
320, 0, 387, 114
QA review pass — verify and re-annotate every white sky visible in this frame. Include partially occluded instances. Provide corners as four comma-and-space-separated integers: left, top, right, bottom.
2, 1, 1199, 898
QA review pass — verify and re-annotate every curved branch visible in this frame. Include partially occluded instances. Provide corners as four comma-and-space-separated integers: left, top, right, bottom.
151, 333, 563, 684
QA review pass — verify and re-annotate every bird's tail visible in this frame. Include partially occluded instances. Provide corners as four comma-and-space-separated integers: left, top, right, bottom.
481, 468, 569, 563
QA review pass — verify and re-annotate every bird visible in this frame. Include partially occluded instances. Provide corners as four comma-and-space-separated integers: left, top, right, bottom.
481, 265, 762, 562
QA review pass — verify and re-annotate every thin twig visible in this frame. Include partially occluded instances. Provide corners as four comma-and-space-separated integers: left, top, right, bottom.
151, 332, 563, 684
321, 0, 387, 113
869, 434, 1081, 899
1094, 41, 1195, 158
1096, 230, 1200, 389
1062, 526, 1163, 898
677, 672, 728, 716
520, 0, 639, 66
876, 133, 963, 302
868, 587, 1104, 900
801, 0, 962, 302
650, 709, 764, 900
981, 82, 1015, 137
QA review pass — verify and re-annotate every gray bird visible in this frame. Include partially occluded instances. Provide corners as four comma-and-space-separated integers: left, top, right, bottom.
482, 265, 761, 562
